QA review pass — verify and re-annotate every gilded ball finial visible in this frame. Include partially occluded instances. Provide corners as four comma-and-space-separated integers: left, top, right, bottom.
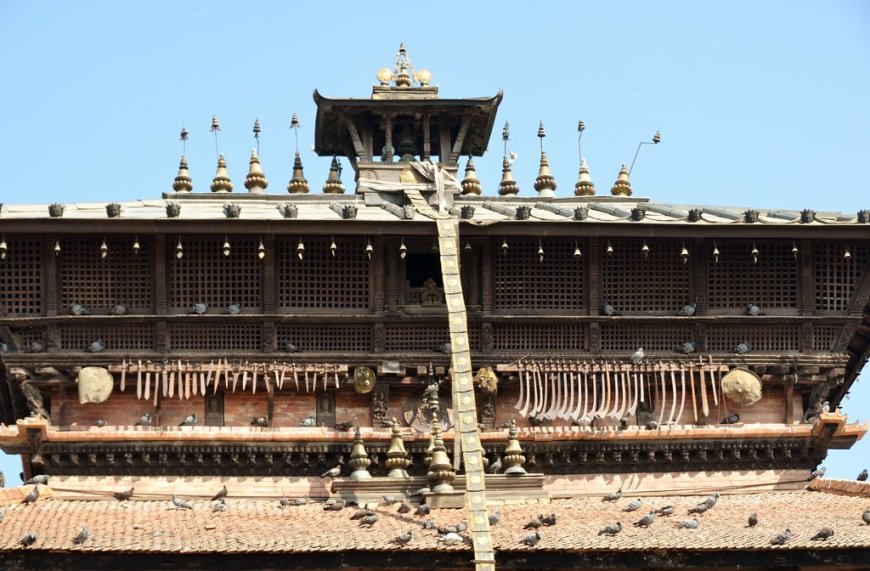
610, 164, 632, 197
461, 157, 482, 195
574, 158, 595, 196
210, 154, 233, 193
534, 149, 557, 197
244, 148, 269, 194
416, 68, 432, 86
498, 155, 519, 197
172, 154, 193, 192
377, 67, 393, 86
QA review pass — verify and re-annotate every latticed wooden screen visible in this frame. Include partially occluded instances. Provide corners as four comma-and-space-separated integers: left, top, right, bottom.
170, 236, 260, 311
814, 241, 869, 311
601, 239, 690, 312
10, 327, 45, 348
493, 238, 584, 311
169, 323, 260, 351
600, 324, 694, 352
277, 324, 372, 352
277, 237, 370, 310
385, 323, 480, 352
707, 240, 797, 309
707, 325, 800, 352
59, 236, 152, 312
813, 324, 840, 352
0, 237, 43, 316
492, 323, 586, 352
61, 324, 152, 351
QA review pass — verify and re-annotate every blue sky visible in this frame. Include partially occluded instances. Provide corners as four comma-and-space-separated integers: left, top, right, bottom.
0, 2, 868, 484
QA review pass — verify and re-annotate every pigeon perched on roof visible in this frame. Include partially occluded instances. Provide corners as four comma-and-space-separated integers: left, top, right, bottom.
22, 486, 39, 504
524, 516, 543, 530
114, 488, 134, 501
863, 508, 870, 525
676, 303, 697, 316
678, 518, 700, 529
391, 531, 413, 546
289, 496, 309, 506
541, 514, 557, 526
646, 420, 659, 430
747, 513, 758, 527
179, 414, 197, 427
623, 498, 643, 512
415, 504, 431, 516
320, 464, 342, 479
488, 509, 501, 526
811, 527, 834, 541
656, 505, 674, 517
598, 522, 622, 536
630, 348, 645, 364
251, 416, 269, 427
334, 417, 358, 431
188, 303, 208, 315
770, 529, 792, 545
323, 498, 346, 511
437, 525, 460, 535
688, 492, 720, 515
69, 303, 91, 316
634, 512, 656, 528
135, 412, 152, 426
278, 498, 292, 508
24, 474, 49, 485
603, 488, 622, 502
109, 304, 129, 316
439, 532, 465, 546
27, 341, 45, 353
300, 415, 316, 427
212, 499, 228, 512
172, 494, 193, 510
411, 486, 431, 496
397, 499, 413, 514
677, 341, 697, 354
810, 466, 826, 480
733, 341, 750, 354
351, 508, 376, 520
20, 533, 37, 547
857, 468, 868, 481
86, 339, 105, 353
211, 485, 227, 501
224, 303, 242, 315
746, 304, 765, 316
285, 342, 302, 353
721, 413, 741, 424
95, 419, 108, 427
488, 456, 503, 474
421, 520, 435, 530
520, 531, 541, 546
600, 301, 621, 316
359, 514, 379, 527
435, 342, 452, 354
381, 495, 400, 506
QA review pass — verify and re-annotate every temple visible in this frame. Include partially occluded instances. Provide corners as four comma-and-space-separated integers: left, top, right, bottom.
1, 46, 869, 570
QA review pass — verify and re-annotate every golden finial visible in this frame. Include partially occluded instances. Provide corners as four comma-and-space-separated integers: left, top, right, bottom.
210, 154, 233, 193
416, 68, 432, 86
461, 157, 482, 195
574, 158, 595, 196
322, 156, 345, 194
498, 156, 519, 196
244, 149, 268, 194
210, 115, 222, 159
377, 67, 393, 86
610, 163, 632, 197
253, 118, 261, 153
395, 43, 412, 87
287, 152, 309, 194
534, 121, 556, 196
172, 154, 193, 192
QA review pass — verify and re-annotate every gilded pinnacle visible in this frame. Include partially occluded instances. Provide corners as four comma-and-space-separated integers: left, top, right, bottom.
210, 154, 233, 193
461, 157, 482, 195
498, 155, 519, 196
287, 152, 310, 194
244, 149, 268, 194
322, 156, 345, 194
575, 158, 596, 196
172, 154, 193, 192
610, 163, 632, 197
534, 150, 557, 196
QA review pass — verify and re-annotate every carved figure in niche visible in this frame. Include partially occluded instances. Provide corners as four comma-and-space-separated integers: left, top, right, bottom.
317, 393, 336, 428
21, 383, 49, 420
479, 393, 496, 428
420, 277, 443, 305
372, 384, 390, 427
204, 393, 224, 427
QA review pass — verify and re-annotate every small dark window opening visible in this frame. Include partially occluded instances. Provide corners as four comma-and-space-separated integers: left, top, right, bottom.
405, 253, 442, 287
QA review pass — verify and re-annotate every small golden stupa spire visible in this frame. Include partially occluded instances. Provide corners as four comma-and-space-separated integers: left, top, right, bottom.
610, 163, 632, 197
244, 149, 268, 194
498, 121, 519, 196
574, 158, 595, 196
460, 157, 482, 195
210, 154, 233, 193
172, 154, 193, 192
395, 43, 412, 87
322, 156, 345, 194
287, 152, 310, 194
533, 121, 557, 197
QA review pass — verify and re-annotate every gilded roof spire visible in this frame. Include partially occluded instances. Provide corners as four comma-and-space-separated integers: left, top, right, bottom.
534, 121, 557, 197
574, 158, 595, 196
287, 152, 309, 194
610, 164, 632, 197
244, 149, 269, 194
498, 121, 519, 196
172, 154, 193, 192
210, 154, 233, 193
461, 157, 482, 195
322, 156, 345, 194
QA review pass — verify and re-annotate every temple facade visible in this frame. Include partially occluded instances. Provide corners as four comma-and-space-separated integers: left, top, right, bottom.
1, 47, 869, 570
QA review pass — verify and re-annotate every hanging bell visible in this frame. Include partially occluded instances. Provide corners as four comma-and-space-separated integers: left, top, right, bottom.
100, 238, 109, 259
501, 238, 509, 256
399, 239, 407, 260
791, 242, 798, 259
680, 244, 689, 264
296, 239, 305, 260
54, 240, 62, 256
751, 243, 759, 264
606, 241, 614, 257
464, 241, 472, 253
222, 237, 231, 257
537, 240, 544, 263
330, 236, 337, 258
0, 236, 7, 261
365, 238, 373, 260
573, 241, 582, 259
641, 241, 650, 259
431, 239, 439, 253
257, 237, 266, 260
712, 242, 720, 264
175, 238, 183, 259
844, 245, 852, 260
133, 236, 141, 256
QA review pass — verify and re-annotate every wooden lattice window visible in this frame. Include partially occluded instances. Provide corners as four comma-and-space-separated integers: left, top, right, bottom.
61, 324, 152, 351
814, 241, 869, 311
277, 237, 370, 310
600, 324, 693, 352
813, 324, 840, 352
170, 236, 260, 311
0, 237, 43, 316
9, 327, 45, 349
492, 324, 586, 352
707, 240, 797, 310
59, 236, 152, 312
169, 323, 260, 351
276, 324, 372, 352
706, 325, 800, 352
493, 238, 584, 311
601, 239, 690, 313
385, 323, 480, 352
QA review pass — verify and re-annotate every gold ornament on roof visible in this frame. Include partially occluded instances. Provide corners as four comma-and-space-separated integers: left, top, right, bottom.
461, 157, 482, 195
210, 154, 233, 193
244, 149, 268, 194
172, 154, 193, 192
377, 67, 393, 86
287, 152, 309, 194
610, 164, 632, 197
322, 156, 345, 194
574, 158, 595, 196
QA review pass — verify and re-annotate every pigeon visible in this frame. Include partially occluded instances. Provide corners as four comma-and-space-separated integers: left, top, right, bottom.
746, 304, 765, 316
524, 516, 543, 530
95, 419, 108, 427
678, 518, 700, 529
114, 488, 134, 501
285, 342, 301, 353
624, 498, 643, 512
770, 529, 792, 545
415, 504, 431, 516
455, 522, 468, 532
391, 531, 413, 546
69, 303, 91, 316
811, 527, 834, 541
179, 414, 197, 427
676, 303, 697, 316
22, 485, 39, 504
20, 533, 37, 547
351, 508, 376, 520
863, 508, 870, 525
810, 466, 826, 480
224, 303, 242, 315
24, 474, 49, 485
320, 464, 342, 479
600, 301, 621, 316
438, 525, 461, 535
541, 514, 557, 526
598, 522, 622, 536
733, 341, 750, 354
436, 342, 452, 354
747, 513, 758, 527
528, 415, 550, 427
488, 456, 503, 474
857, 469, 868, 481
397, 499, 413, 514
677, 341, 696, 354
188, 303, 208, 315
721, 413, 741, 424
300, 415, 316, 427
289, 497, 309, 506
278, 498, 292, 508
421, 520, 435, 530
646, 420, 659, 430
382, 495, 400, 506
0, 342, 10, 353
411, 486, 431, 496
211, 485, 228, 501
27, 341, 45, 353
86, 339, 105, 353
822, 401, 831, 413
135, 412, 152, 426
688, 502, 711, 515
172, 494, 193, 510
212, 499, 228, 512
520, 531, 541, 546
109, 304, 129, 316
251, 416, 269, 427
603, 488, 622, 502
334, 417, 358, 431
634, 512, 656, 528
488, 509, 501, 526
656, 505, 674, 517
630, 347, 645, 364
323, 498, 346, 511
439, 532, 465, 546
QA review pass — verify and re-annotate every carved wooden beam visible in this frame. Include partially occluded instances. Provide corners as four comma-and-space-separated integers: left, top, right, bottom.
449, 113, 473, 163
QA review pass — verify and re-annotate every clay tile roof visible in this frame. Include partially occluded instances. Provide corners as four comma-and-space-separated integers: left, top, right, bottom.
1, 484, 869, 555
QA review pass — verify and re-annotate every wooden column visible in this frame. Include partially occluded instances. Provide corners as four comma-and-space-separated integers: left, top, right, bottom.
439, 118, 451, 165
262, 235, 276, 313
422, 113, 431, 161
785, 378, 795, 425
800, 238, 814, 315
383, 114, 394, 160
481, 240, 492, 313
153, 234, 167, 314
587, 237, 600, 316
693, 238, 707, 314
371, 237, 384, 313
386, 240, 399, 310
43, 235, 58, 317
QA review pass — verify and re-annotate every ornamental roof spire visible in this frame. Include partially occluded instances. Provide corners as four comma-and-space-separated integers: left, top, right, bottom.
210, 154, 233, 193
